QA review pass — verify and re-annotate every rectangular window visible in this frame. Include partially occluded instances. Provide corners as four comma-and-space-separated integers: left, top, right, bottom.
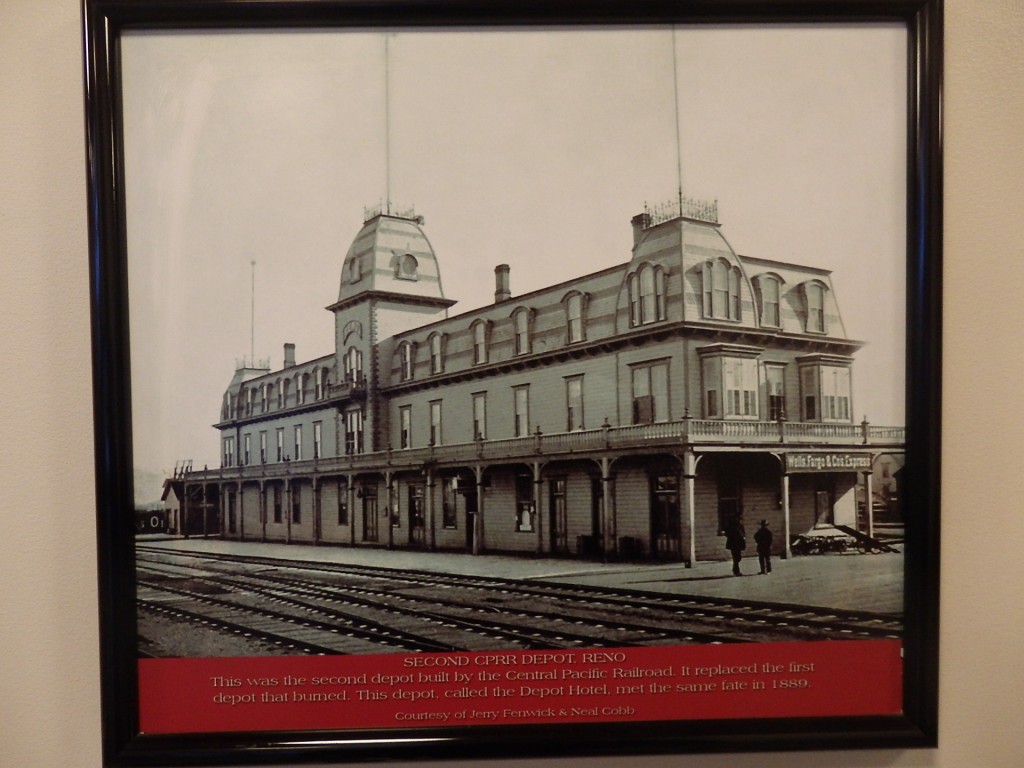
566, 376, 584, 431
821, 365, 852, 421
313, 421, 322, 460
702, 357, 721, 418
472, 392, 487, 440
430, 400, 442, 446
259, 431, 267, 463
515, 474, 535, 532
344, 409, 364, 455
294, 425, 302, 461
514, 386, 529, 437
801, 366, 819, 420
765, 364, 786, 421
399, 405, 412, 449
222, 436, 234, 467
442, 478, 457, 529
632, 362, 669, 424
243, 433, 251, 465
723, 358, 757, 417
276, 428, 284, 462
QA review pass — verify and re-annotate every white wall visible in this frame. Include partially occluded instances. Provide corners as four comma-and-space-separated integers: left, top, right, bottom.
2, 0, 1022, 766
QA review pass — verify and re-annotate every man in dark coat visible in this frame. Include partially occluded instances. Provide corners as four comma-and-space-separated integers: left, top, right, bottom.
754, 519, 774, 574
724, 519, 746, 576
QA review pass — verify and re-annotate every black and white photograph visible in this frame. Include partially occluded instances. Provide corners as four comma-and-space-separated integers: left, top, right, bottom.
123, 23, 908, 661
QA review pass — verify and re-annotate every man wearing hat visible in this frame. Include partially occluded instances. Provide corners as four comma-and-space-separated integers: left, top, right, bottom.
754, 520, 774, 575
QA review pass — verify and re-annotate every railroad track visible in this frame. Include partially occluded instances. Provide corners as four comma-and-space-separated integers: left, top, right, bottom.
135, 547, 902, 657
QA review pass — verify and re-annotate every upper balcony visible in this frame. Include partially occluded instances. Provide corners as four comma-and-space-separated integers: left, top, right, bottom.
197, 418, 905, 482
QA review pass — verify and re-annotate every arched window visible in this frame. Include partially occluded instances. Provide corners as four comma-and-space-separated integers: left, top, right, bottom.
702, 258, 742, 321
512, 307, 532, 355
565, 292, 585, 343
281, 378, 290, 408
396, 253, 418, 280
315, 368, 328, 400
344, 347, 363, 384
629, 264, 667, 326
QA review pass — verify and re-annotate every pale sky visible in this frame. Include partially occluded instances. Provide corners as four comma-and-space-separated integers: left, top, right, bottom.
121, 24, 908, 503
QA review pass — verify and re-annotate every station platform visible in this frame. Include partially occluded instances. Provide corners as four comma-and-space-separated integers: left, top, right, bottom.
137, 536, 904, 615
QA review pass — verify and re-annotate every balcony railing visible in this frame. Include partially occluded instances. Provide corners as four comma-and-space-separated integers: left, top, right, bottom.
197, 419, 905, 482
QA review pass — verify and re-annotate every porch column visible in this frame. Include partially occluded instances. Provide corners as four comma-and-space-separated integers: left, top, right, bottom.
684, 451, 697, 567
238, 483, 244, 539
385, 471, 394, 549
600, 457, 614, 557
532, 461, 543, 554
201, 484, 208, 538
347, 477, 356, 546
425, 468, 436, 551
473, 465, 485, 555
312, 475, 321, 546
259, 480, 267, 542
218, 484, 226, 537
781, 473, 792, 559
863, 469, 875, 539
285, 479, 292, 544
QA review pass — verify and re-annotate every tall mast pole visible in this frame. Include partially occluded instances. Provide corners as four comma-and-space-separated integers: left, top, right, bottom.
250, 260, 255, 365
385, 34, 391, 215
672, 26, 684, 216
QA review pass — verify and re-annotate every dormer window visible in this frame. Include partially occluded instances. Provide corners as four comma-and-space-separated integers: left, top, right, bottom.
565, 292, 586, 343
628, 263, 667, 326
471, 320, 490, 365
803, 281, 827, 333
348, 256, 362, 283
702, 258, 742, 321
396, 253, 418, 280
399, 341, 415, 381
428, 333, 446, 374
512, 307, 532, 355
753, 274, 782, 328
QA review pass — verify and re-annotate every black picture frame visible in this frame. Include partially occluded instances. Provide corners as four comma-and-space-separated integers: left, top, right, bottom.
83, 0, 942, 765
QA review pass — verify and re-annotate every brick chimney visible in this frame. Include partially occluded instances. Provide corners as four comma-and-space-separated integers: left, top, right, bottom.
631, 213, 652, 248
494, 264, 511, 303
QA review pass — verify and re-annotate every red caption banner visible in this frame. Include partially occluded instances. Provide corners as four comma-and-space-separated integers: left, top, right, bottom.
139, 639, 902, 734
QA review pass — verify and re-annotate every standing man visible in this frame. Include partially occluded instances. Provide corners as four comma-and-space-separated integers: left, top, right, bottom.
755, 519, 774, 575
725, 518, 746, 576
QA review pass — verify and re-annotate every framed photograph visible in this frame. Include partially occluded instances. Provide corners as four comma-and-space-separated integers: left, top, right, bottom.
83, 0, 942, 764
